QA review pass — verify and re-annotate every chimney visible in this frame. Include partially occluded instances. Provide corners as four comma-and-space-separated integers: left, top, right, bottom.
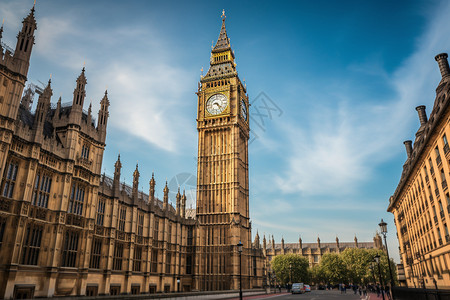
415, 105, 427, 126
435, 53, 450, 78
404, 140, 413, 158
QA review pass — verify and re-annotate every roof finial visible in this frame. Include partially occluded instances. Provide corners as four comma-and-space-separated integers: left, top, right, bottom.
222, 9, 226, 20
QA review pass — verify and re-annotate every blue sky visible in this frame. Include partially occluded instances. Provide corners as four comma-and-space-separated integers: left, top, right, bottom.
2, 0, 450, 262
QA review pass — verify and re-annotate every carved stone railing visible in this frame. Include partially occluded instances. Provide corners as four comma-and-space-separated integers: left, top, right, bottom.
66, 213, 84, 227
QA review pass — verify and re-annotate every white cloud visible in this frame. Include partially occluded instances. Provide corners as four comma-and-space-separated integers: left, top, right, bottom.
275, 0, 450, 197
30, 13, 197, 153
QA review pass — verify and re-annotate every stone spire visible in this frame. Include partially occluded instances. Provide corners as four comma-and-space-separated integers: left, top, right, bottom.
13, 3, 37, 76
176, 187, 181, 215
113, 154, 122, 196
33, 78, 52, 133
317, 236, 321, 248
149, 172, 155, 206
97, 90, 110, 142
212, 10, 231, 52
354, 235, 358, 248
181, 189, 186, 218
263, 234, 267, 251
53, 96, 61, 120
254, 231, 260, 248
163, 181, 169, 210
299, 236, 303, 250
271, 235, 275, 250
336, 236, 340, 249
132, 163, 139, 200
70, 67, 87, 125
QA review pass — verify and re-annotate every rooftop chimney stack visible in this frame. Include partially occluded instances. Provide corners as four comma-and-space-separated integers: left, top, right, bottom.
435, 53, 450, 78
415, 105, 427, 126
404, 140, 413, 159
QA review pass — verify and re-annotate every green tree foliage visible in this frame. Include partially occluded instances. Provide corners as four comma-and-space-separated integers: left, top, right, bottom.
314, 253, 348, 285
311, 248, 398, 285
271, 254, 309, 284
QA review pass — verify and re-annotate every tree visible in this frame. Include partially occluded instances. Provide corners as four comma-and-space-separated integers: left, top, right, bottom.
271, 254, 309, 284
316, 253, 348, 285
340, 248, 374, 284
368, 249, 398, 286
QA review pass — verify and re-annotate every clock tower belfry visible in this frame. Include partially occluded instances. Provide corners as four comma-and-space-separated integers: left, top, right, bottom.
195, 11, 251, 291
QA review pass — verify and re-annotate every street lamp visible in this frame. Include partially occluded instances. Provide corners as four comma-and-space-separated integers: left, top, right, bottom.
374, 255, 385, 300
237, 241, 243, 300
379, 219, 395, 290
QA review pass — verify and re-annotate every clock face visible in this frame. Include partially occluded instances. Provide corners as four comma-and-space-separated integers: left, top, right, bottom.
240, 99, 247, 121
206, 94, 228, 115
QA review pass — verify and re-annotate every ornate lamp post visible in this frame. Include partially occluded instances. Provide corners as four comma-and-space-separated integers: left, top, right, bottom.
379, 219, 395, 289
237, 241, 243, 300
375, 255, 385, 300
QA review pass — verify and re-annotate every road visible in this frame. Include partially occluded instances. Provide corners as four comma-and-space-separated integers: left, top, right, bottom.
227, 290, 374, 300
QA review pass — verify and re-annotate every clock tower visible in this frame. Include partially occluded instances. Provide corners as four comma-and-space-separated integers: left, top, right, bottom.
195, 11, 251, 291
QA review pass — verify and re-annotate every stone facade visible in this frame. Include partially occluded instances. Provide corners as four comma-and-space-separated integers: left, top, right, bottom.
388, 53, 450, 289
0, 7, 264, 299
262, 235, 383, 276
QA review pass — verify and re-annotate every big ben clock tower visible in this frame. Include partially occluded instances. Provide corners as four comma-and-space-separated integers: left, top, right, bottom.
195, 11, 251, 291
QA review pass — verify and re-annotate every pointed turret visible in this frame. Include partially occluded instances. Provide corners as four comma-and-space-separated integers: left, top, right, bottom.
70, 67, 87, 124
299, 236, 303, 250
254, 231, 260, 248
53, 96, 61, 120
132, 163, 140, 200
176, 187, 181, 215
354, 235, 358, 248
212, 10, 231, 53
263, 234, 267, 251
181, 189, 186, 218
203, 10, 236, 79
163, 181, 169, 210
336, 236, 340, 249
33, 78, 52, 132
271, 235, 275, 250
87, 102, 92, 126
13, 4, 37, 76
20, 85, 35, 111
97, 90, 110, 142
113, 154, 121, 196
149, 172, 155, 206
317, 236, 321, 248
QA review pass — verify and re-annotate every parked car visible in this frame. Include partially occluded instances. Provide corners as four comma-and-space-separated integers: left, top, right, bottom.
304, 284, 311, 292
291, 283, 305, 294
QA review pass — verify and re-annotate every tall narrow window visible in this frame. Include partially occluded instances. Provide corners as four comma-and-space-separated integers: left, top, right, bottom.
113, 242, 123, 270
118, 206, 126, 231
436, 146, 442, 165
137, 213, 144, 237
62, 230, 79, 267
31, 172, 52, 208
167, 223, 172, 243
0, 217, 6, 249
89, 238, 102, 269
81, 144, 90, 159
151, 249, 158, 273
133, 246, 142, 272
96, 199, 105, 226
165, 252, 171, 274
444, 134, 449, 154
21, 224, 43, 265
68, 183, 85, 216
2, 161, 18, 198
153, 217, 159, 240
186, 255, 192, 274
437, 228, 443, 245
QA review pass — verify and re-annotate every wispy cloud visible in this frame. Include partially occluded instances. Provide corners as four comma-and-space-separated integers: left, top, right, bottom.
274, 0, 450, 197
31, 13, 197, 152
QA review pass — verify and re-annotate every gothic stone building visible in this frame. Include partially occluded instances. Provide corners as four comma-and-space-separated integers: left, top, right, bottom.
388, 53, 450, 289
0, 6, 266, 299
262, 234, 383, 277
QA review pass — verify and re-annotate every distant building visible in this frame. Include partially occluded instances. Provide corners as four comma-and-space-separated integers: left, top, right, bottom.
388, 52, 450, 289
262, 234, 382, 274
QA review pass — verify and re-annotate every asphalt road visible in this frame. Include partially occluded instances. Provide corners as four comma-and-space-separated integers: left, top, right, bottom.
248, 290, 369, 299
